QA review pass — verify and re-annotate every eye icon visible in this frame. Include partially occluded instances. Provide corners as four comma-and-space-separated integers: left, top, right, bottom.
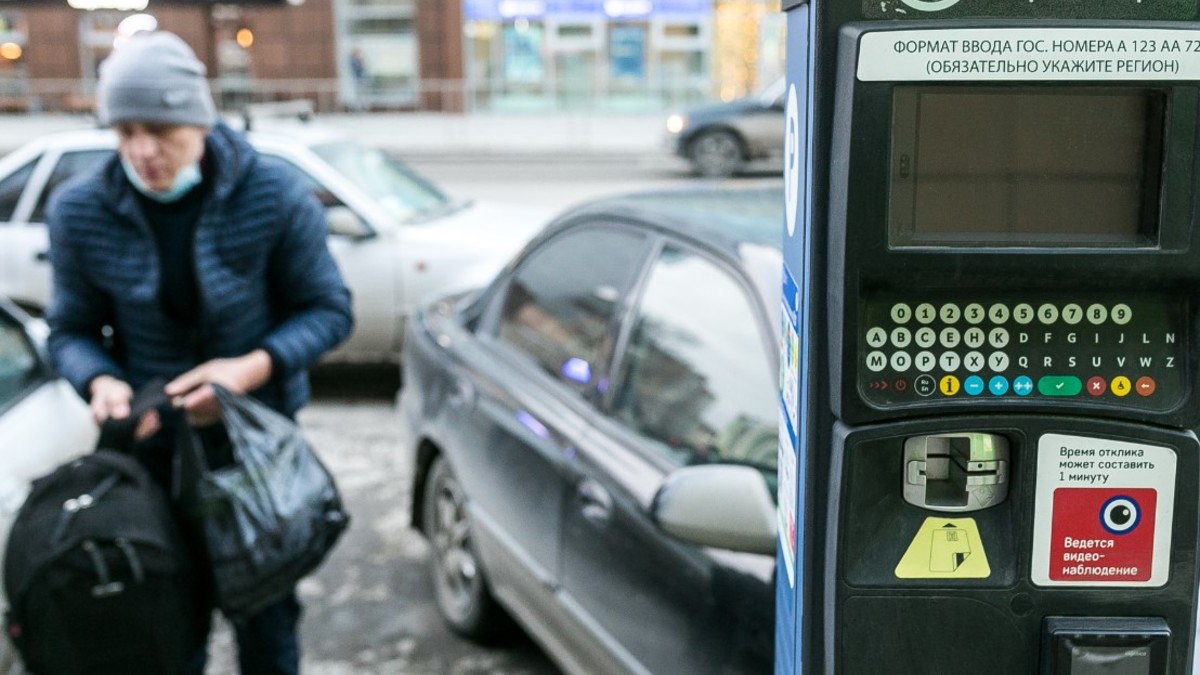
1101, 496, 1141, 535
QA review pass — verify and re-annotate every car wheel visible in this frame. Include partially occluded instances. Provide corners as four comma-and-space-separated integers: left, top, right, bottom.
422, 455, 510, 640
688, 129, 745, 177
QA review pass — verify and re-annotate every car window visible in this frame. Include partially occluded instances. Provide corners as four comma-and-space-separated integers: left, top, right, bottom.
497, 226, 647, 393
311, 142, 453, 223
610, 245, 776, 470
0, 160, 36, 222
0, 316, 40, 412
31, 150, 112, 222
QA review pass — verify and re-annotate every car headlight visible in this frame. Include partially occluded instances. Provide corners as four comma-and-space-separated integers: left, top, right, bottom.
665, 113, 687, 135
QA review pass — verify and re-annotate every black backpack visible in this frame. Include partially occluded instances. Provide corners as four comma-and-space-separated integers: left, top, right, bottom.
3, 391, 204, 675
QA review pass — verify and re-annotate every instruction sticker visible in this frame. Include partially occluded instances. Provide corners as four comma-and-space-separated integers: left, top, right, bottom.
858, 28, 1200, 81
1032, 433, 1176, 587
895, 517, 991, 579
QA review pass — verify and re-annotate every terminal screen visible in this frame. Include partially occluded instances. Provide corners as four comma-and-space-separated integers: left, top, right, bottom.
889, 86, 1165, 247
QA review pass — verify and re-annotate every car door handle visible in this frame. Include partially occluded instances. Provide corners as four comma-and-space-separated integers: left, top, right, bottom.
577, 478, 613, 524
34, 250, 48, 262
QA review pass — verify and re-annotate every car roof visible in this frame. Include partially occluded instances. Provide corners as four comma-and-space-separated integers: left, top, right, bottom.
21, 118, 349, 154
552, 184, 785, 254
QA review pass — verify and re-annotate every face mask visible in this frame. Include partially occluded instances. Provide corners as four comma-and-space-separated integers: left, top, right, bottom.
121, 157, 203, 203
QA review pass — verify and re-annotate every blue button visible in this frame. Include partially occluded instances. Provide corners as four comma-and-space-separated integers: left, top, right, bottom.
1012, 375, 1034, 396
964, 375, 985, 396
989, 375, 1010, 395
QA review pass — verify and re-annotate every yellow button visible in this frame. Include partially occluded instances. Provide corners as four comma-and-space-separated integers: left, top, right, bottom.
1111, 376, 1132, 397
940, 375, 960, 396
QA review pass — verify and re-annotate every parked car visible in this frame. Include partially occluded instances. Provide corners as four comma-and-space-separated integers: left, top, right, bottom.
0, 119, 553, 364
665, 76, 786, 178
0, 298, 98, 673
399, 186, 782, 675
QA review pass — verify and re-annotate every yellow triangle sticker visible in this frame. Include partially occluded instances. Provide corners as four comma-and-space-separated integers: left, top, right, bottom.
894, 517, 991, 579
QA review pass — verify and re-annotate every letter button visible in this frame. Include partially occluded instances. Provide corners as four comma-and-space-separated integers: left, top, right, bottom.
866, 327, 888, 348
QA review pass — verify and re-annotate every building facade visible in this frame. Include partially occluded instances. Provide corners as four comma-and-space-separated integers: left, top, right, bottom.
0, 0, 781, 114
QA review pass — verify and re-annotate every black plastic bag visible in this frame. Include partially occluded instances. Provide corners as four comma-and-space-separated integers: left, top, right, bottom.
173, 384, 349, 619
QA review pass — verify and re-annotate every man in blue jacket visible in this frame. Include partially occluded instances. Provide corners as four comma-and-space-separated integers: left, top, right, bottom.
45, 30, 354, 675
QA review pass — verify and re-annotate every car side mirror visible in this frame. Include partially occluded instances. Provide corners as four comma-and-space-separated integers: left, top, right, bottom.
325, 205, 372, 239
652, 464, 777, 555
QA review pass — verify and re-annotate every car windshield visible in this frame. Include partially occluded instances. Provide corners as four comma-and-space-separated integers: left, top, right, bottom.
311, 142, 457, 222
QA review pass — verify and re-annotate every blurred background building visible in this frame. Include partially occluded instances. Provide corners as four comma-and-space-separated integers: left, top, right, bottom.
0, 0, 784, 114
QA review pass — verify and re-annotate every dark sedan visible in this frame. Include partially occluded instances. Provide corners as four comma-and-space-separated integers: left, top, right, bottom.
399, 186, 782, 675
665, 77, 786, 177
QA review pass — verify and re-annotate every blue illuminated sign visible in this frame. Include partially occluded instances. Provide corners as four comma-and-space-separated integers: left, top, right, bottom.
464, 0, 709, 20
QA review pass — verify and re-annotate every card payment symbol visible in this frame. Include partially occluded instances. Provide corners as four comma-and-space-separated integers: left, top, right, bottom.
895, 517, 991, 579
930, 525, 971, 572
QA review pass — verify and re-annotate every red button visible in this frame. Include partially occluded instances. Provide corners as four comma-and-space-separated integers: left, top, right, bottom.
1135, 376, 1156, 397
1086, 376, 1107, 396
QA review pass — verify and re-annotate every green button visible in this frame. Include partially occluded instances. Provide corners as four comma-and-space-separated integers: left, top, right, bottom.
1037, 376, 1082, 396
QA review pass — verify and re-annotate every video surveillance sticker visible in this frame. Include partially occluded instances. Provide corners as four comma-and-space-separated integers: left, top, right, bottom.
1032, 434, 1176, 587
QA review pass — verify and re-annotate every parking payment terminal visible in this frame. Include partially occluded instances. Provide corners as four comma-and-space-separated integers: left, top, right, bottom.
777, 1, 1200, 674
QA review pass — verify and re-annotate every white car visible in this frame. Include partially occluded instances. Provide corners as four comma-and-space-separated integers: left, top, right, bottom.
0, 298, 98, 674
0, 121, 553, 364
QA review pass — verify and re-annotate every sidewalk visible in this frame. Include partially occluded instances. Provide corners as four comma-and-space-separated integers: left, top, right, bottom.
0, 111, 668, 160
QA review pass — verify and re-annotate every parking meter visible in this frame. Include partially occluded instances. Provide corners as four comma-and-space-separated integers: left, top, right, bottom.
777, 2, 1200, 674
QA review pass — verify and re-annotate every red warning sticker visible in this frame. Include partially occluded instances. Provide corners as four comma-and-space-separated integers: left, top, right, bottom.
1033, 434, 1176, 587
1048, 488, 1156, 582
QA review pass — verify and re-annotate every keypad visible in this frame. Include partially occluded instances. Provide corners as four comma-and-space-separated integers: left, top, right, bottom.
860, 295, 1185, 411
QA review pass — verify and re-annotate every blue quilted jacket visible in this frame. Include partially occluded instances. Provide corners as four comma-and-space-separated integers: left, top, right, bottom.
45, 122, 354, 416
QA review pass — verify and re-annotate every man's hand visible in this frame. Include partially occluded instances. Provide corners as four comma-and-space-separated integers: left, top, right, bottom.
89, 374, 160, 440
165, 349, 274, 427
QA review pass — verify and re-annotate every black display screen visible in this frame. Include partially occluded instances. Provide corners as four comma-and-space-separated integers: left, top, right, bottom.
889, 87, 1166, 247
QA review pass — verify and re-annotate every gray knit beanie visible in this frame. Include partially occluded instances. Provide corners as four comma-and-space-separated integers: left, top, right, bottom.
97, 31, 216, 127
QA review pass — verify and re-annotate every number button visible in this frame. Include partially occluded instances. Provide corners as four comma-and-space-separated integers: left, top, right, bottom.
1112, 303, 1132, 326
1087, 303, 1108, 325
1037, 303, 1058, 325
916, 303, 937, 324
1061, 303, 1083, 325
988, 303, 1010, 324
939, 303, 961, 324
964, 303, 985, 325
1013, 303, 1034, 325
890, 303, 912, 324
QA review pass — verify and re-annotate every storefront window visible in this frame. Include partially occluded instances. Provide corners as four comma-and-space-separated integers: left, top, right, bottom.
0, 11, 29, 106
461, 0, 714, 112
339, 0, 417, 109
